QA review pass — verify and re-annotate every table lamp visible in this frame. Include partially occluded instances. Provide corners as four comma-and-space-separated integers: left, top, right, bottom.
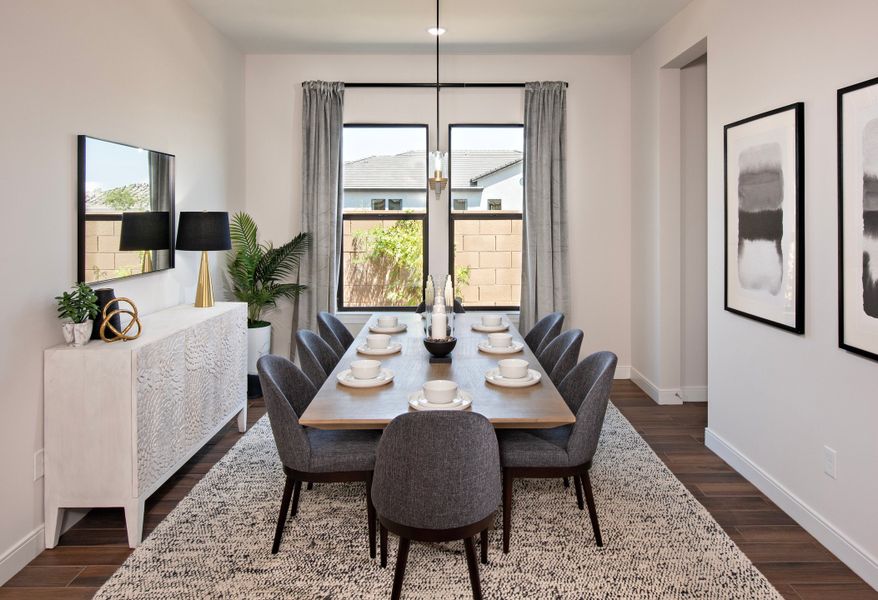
175, 211, 231, 308
119, 211, 171, 274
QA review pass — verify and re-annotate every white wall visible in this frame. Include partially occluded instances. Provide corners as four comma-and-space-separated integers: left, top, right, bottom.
245, 54, 632, 371
0, 0, 244, 583
632, 0, 878, 587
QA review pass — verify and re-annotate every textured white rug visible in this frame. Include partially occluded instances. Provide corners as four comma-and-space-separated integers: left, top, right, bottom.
95, 405, 782, 599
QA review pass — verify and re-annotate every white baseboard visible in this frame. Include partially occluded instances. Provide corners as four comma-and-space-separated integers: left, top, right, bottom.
0, 526, 44, 586
614, 365, 631, 380
705, 428, 878, 591
629, 366, 682, 404
681, 385, 708, 402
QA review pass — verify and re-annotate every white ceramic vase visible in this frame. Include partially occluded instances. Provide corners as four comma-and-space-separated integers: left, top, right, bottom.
247, 324, 272, 375
62, 320, 93, 347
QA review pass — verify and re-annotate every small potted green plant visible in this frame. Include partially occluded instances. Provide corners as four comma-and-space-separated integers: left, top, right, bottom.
55, 283, 99, 347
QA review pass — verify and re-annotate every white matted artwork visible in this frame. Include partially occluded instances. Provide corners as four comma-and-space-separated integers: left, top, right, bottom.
724, 103, 804, 333
839, 76, 878, 361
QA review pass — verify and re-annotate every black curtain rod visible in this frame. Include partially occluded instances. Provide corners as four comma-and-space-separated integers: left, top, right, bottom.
336, 82, 568, 89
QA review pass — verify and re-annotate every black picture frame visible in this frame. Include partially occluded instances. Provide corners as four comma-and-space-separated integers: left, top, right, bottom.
723, 102, 805, 334
838, 76, 878, 361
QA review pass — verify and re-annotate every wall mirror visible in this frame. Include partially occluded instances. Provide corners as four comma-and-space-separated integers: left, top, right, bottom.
78, 135, 175, 284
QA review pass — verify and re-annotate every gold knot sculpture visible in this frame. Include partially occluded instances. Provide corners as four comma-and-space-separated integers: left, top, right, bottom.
100, 297, 142, 342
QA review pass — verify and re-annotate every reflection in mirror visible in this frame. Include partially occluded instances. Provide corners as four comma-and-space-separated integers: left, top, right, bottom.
78, 136, 175, 284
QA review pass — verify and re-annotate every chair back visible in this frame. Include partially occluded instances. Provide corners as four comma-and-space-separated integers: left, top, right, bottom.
296, 329, 339, 388
524, 312, 564, 356
317, 311, 354, 358
257, 355, 315, 472
539, 329, 584, 386
372, 411, 500, 531
560, 351, 617, 466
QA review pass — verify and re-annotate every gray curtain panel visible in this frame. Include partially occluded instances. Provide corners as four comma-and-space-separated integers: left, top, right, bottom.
520, 81, 570, 331
148, 152, 173, 271
297, 81, 344, 346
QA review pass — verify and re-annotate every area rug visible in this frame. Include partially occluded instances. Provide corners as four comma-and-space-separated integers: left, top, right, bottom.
95, 404, 782, 599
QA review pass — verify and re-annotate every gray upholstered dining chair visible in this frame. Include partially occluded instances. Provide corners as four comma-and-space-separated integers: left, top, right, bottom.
523, 312, 564, 356
372, 411, 500, 600
498, 351, 617, 553
538, 328, 584, 386
317, 311, 355, 359
257, 355, 381, 557
296, 329, 339, 388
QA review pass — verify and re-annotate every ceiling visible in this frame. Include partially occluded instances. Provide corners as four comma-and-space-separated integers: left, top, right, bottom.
186, 0, 692, 55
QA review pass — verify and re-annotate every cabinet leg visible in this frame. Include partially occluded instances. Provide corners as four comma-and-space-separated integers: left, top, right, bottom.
124, 500, 145, 548
44, 504, 63, 549
237, 403, 248, 433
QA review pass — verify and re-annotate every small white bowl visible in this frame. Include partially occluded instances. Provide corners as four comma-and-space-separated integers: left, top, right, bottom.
488, 333, 513, 348
350, 359, 381, 380
377, 316, 398, 328
366, 334, 391, 349
498, 358, 530, 379
481, 315, 502, 327
422, 379, 459, 404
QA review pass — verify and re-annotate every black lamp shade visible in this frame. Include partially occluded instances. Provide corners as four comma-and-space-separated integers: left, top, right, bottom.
119, 212, 171, 251
176, 211, 231, 251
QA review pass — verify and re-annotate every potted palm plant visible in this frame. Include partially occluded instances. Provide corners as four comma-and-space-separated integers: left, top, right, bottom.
55, 283, 99, 347
227, 212, 310, 395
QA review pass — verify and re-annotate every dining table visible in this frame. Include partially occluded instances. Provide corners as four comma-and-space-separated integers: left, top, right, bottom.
298, 312, 576, 430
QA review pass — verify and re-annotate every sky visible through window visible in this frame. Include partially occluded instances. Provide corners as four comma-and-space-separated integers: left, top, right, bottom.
85, 137, 150, 192
343, 126, 523, 162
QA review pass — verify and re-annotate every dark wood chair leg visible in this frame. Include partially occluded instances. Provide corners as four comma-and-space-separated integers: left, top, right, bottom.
502, 470, 512, 554
390, 537, 410, 600
380, 524, 388, 568
272, 475, 295, 554
573, 475, 584, 510
563, 477, 570, 488
366, 479, 377, 559
290, 479, 302, 518
307, 482, 314, 490
480, 528, 488, 564
463, 537, 483, 600
581, 471, 603, 547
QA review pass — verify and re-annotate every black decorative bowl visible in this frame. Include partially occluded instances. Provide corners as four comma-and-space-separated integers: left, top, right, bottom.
424, 336, 457, 358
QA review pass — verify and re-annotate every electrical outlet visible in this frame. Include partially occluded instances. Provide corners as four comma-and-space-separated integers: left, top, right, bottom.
823, 446, 837, 479
33, 449, 44, 481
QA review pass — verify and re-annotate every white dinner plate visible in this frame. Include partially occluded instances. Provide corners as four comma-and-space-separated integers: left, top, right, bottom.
471, 322, 510, 333
336, 368, 395, 388
477, 340, 524, 355
485, 368, 542, 388
356, 342, 403, 356
369, 324, 408, 334
408, 390, 473, 411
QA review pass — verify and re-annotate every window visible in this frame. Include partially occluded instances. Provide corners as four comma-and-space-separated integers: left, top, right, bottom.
449, 125, 524, 309
340, 125, 428, 310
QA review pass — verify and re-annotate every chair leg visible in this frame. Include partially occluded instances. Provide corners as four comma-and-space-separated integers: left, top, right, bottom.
272, 475, 295, 554
581, 471, 603, 547
307, 482, 314, 490
464, 537, 483, 600
366, 479, 377, 559
380, 524, 388, 568
290, 479, 302, 518
390, 537, 410, 600
563, 477, 569, 488
573, 475, 584, 510
502, 470, 512, 554
480, 528, 488, 564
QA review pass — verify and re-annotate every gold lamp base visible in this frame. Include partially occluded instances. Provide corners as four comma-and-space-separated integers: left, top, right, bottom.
194, 250, 215, 308
140, 251, 153, 274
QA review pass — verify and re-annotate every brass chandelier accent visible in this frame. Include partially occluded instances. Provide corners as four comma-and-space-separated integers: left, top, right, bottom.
428, 0, 448, 198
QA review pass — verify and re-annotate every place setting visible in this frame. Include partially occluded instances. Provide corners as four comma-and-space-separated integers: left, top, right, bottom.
478, 332, 524, 355
408, 379, 472, 411
485, 358, 542, 388
336, 359, 394, 388
368, 315, 407, 334
357, 333, 402, 356
471, 314, 510, 333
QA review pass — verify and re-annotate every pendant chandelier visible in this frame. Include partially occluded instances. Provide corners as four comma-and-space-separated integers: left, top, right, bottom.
427, 0, 448, 198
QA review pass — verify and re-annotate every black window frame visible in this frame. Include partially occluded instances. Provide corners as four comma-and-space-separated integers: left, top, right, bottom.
337, 123, 429, 312
448, 123, 524, 312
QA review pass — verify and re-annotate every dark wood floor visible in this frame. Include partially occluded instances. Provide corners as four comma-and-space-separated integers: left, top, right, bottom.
2, 381, 875, 599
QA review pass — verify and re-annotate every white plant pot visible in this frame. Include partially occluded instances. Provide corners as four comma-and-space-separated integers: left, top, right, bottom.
247, 324, 272, 375
62, 320, 93, 347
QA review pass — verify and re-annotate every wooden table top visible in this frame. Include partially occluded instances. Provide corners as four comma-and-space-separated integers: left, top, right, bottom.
298, 313, 575, 430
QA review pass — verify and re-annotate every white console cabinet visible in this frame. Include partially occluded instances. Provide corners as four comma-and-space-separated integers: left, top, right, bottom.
44, 302, 248, 548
